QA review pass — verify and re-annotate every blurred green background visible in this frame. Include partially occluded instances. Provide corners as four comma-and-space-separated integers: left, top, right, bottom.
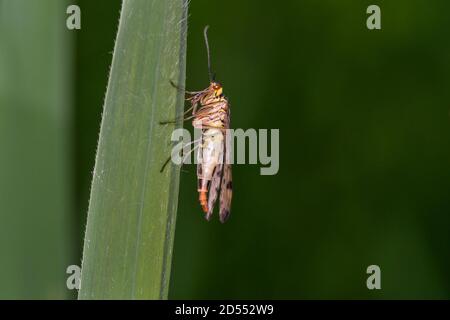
1, 0, 450, 299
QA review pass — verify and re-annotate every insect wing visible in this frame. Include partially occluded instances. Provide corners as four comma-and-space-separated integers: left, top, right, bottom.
206, 162, 223, 220
219, 116, 232, 223
219, 165, 232, 223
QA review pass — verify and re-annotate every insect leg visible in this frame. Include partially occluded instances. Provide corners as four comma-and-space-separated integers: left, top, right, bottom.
159, 156, 172, 173
159, 114, 195, 125
170, 80, 202, 95
159, 139, 202, 172
181, 144, 200, 164
181, 138, 202, 148
159, 102, 199, 125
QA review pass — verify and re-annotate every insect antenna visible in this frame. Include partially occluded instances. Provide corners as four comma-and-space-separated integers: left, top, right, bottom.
203, 25, 215, 82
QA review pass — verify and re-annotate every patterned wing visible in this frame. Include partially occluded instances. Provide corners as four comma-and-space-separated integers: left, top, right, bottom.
206, 162, 223, 221
219, 163, 232, 223
219, 110, 232, 223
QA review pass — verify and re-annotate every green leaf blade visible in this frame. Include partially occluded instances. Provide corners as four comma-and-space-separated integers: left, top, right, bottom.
79, 0, 188, 300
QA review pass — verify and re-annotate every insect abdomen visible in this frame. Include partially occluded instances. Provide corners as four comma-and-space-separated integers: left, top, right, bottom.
197, 129, 224, 214
199, 190, 208, 213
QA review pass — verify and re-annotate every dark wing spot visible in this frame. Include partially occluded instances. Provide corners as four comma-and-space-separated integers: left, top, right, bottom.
226, 181, 232, 189
220, 210, 231, 223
